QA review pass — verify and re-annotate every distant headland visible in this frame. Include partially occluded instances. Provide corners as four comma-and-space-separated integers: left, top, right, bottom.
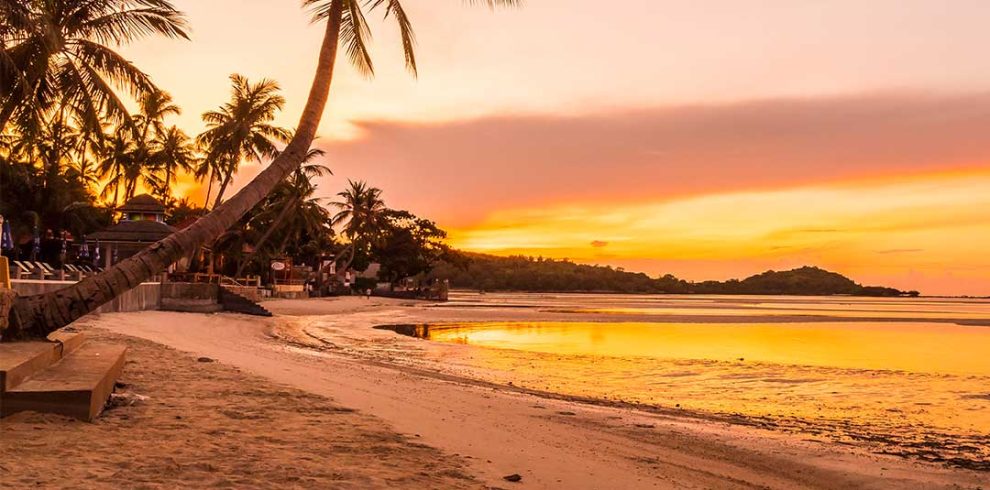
433, 253, 919, 297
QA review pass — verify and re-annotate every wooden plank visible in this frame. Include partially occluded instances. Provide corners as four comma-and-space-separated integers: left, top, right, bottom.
0, 342, 58, 392
0, 257, 9, 288
2, 343, 126, 421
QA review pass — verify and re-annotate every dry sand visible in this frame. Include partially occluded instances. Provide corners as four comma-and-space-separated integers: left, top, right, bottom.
0, 329, 478, 489
3, 296, 988, 489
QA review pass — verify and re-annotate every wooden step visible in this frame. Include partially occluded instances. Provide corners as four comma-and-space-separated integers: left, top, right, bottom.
0, 331, 86, 393
2, 343, 127, 421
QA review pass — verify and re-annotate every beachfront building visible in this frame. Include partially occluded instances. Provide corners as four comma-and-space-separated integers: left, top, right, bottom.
86, 195, 176, 269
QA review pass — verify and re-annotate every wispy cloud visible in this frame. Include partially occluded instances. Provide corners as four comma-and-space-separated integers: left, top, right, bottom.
877, 248, 924, 255
321, 92, 990, 225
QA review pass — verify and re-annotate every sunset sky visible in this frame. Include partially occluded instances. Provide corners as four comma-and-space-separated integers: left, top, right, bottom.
121, 0, 990, 296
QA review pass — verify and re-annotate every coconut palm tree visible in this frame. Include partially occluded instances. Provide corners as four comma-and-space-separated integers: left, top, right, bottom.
96, 130, 135, 206
134, 91, 180, 142
4, 0, 520, 341
234, 148, 330, 277
97, 128, 159, 205
331, 180, 386, 274
0, 0, 189, 134
197, 75, 291, 209
149, 125, 198, 206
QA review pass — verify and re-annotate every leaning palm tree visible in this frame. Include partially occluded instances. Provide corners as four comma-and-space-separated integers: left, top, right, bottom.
0, 0, 189, 134
3, 0, 520, 341
197, 75, 291, 209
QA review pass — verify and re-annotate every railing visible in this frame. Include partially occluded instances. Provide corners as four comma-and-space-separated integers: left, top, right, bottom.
166, 272, 261, 288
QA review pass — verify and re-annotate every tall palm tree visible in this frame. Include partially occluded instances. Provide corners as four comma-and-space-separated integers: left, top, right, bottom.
134, 90, 180, 143
197, 75, 291, 209
331, 180, 386, 274
0, 0, 189, 134
95, 90, 182, 205
149, 125, 198, 206
96, 130, 135, 206
5, 0, 520, 341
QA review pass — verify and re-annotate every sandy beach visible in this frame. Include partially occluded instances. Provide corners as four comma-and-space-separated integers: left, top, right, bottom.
0, 325, 478, 489
3, 296, 986, 489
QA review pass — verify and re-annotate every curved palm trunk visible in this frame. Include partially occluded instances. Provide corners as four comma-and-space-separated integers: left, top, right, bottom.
163, 166, 174, 206
112, 172, 121, 207
202, 168, 215, 208
337, 241, 357, 277
212, 163, 235, 209
3, 1, 345, 341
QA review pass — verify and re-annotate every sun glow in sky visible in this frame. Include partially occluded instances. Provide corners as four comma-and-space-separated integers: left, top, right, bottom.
121, 0, 990, 295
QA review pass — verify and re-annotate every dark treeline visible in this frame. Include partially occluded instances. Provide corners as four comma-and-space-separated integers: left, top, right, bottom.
430, 253, 919, 297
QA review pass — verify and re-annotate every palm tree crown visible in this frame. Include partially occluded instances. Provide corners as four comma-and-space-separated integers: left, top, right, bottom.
196, 74, 291, 209
332, 179, 386, 242
149, 124, 197, 206
303, 0, 520, 77
0, 0, 189, 133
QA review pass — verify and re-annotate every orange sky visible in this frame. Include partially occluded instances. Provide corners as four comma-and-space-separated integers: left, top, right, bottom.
119, 0, 990, 296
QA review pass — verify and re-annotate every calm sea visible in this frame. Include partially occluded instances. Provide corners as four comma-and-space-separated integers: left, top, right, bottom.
379, 293, 990, 468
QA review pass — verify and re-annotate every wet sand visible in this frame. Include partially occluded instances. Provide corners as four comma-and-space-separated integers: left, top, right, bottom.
63, 296, 990, 488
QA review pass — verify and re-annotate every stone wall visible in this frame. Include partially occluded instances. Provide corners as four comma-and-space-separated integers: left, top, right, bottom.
159, 282, 222, 313
161, 282, 219, 300
224, 285, 261, 302
9, 280, 162, 314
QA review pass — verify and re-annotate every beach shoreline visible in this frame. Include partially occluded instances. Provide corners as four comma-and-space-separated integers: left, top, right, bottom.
22, 295, 980, 489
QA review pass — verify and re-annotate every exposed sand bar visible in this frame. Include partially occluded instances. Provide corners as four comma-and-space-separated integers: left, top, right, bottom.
84, 297, 987, 489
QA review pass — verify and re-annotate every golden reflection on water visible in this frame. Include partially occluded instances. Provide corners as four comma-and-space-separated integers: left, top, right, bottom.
420, 321, 990, 376
386, 319, 990, 464
575, 306, 990, 320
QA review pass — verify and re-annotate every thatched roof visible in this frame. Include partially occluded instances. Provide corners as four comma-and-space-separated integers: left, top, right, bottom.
87, 220, 175, 243
118, 194, 165, 214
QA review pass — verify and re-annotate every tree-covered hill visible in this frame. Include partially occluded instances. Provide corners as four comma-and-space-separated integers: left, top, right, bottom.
430, 253, 918, 297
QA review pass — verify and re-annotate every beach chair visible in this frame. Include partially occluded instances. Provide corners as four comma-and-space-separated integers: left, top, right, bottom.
64, 264, 84, 281
25, 262, 52, 280
14, 261, 42, 279
11, 260, 30, 279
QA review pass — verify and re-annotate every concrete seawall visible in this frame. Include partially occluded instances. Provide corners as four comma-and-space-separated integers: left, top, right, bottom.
10, 281, 162, 314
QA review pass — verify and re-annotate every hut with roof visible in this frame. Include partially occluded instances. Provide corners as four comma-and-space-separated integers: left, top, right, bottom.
87, 195, 176, 269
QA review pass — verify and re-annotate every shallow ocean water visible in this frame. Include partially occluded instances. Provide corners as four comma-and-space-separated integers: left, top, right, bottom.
377, 293, 990, 468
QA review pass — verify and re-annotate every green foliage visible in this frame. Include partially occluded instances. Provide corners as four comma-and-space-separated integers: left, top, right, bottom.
0, 154, 112, 242
431, 256, 913, 297
330, 180, 386, 273
431, 253, 663, 293
373, 209, 451, 285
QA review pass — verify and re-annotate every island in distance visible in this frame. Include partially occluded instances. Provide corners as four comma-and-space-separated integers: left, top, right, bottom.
433, 254, 922, 297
